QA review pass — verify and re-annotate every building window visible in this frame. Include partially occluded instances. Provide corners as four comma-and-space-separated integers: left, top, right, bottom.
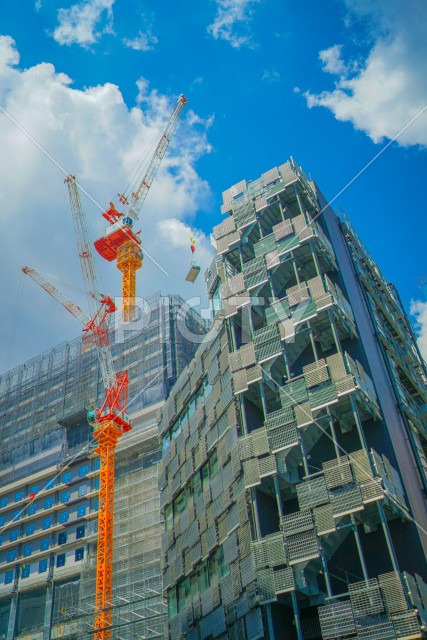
76, 525, 85, 539
61, 491, 70, 504
30, 484, 38, 495
4, 571, 13, 584
23, 543, 32, 557
42, 516, 52, 530
44, 496, 54, 510
168, 589, 177, 619
78, 484, 87, 497
45, 478, 55, 490
75, 548, 84, 562
62, 471, 71, 483
0, 497, 8, 508
40, 538, 50, 551
13, 509, 20, 521
0, 516, 4, 527
58, 532, 67, 545
79, 464, 89, 477
94, 478, 100, 490
7, 549, 17, 563
39, 559, 48, 573
77, 504, 87, 518
28, 503, 37, 516
15, 490, 23, 502
9, 529, 19, 542
21, 565, 30, 579
59, 511, 69, 524
56, 554, 66, 568
25, 523, 35, 536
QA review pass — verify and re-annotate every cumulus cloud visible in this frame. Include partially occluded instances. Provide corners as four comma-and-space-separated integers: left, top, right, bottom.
53, 0, 115, 47
208, 0, 259, 48
304, 0, 427, 146
0, 36, 213, 371
410, 299, 427, 362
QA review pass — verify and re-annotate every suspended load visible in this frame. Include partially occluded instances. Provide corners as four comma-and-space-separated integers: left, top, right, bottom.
185, 235, 200, 283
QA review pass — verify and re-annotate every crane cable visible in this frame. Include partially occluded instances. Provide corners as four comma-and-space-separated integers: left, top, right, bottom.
109, 115, 170, 208
6, 271, 26, 371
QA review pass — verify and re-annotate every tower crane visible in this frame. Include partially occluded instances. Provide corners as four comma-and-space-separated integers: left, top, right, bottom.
23, 173, 132, 640
94, 93, 187, 322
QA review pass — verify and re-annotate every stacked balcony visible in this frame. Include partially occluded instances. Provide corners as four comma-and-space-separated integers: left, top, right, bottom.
159, 160, 427, 640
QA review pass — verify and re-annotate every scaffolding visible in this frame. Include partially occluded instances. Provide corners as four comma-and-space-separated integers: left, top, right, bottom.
53, 424, 167, 640
0, 291, 207, 639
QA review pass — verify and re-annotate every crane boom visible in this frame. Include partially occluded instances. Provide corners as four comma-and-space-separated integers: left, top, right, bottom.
22, 266, 90, 325
65, 175, 116, 390
93, 94, 187, 323
128, 93, 187, 221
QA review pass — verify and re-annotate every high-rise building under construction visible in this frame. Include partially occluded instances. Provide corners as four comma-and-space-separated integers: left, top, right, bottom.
158, 159, 427, 640
0, 292, 207, 640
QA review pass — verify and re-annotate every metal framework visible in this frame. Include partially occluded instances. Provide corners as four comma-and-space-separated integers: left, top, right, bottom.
22, 176, 134, 640
94, 94, 187, 322
158, 160, 427, 640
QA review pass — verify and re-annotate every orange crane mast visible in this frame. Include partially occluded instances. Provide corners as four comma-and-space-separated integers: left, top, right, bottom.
94, 94, 187, 322
65, 174, 131, 640
22, 264, 130, 640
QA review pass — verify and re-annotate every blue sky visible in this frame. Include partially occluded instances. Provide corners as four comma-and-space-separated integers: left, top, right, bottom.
0, 0, 426, 371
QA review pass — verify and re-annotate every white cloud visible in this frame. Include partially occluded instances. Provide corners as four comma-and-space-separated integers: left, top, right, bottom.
0, 34, 19, 70
304, 0, 427, 146
208, 0, 259, 48
123, 29, 158, 52
0, 36, 213, 371
410, 299, 427, 362
53, 0, 115, 47
319, 44, 348, 75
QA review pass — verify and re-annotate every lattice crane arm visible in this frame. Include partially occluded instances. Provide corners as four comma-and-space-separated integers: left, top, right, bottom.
128, 93, 187, 222
22, 266, 90, 325
65, 175, 102, 320
64, 175, 117, 391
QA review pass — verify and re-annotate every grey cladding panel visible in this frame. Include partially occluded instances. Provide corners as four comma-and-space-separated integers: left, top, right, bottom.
213, 215, 237, 240
318, 601, 355, 640
297, 477, 329, 510
261, 167, 279, 186
278, 161, 297, 186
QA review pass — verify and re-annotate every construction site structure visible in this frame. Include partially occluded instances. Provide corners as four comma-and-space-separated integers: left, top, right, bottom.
0, 291, 208, 640
22, 262, 136, 639
158, 158, 427, 640
94, 94, 187, 322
